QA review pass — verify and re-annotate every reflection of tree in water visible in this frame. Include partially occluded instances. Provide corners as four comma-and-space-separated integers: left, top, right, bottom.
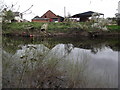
64, 44, 74, 55
91, 48, 98, 54
91, 44, 105, 54
3, 36, 119, 56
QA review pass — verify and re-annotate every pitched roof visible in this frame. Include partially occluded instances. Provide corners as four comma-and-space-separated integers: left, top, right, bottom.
71, 11, 104, 18
34, 16, 40, 18
41, 10, 58, 18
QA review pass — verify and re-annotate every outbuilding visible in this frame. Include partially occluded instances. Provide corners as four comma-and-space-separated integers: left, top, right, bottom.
71, 11, 104, 22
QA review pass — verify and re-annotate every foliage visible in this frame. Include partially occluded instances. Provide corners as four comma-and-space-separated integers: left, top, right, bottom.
3, 10, 14, 22
107, 17, 117, 24
116, 18, 120, 25
115, 13, 120, 25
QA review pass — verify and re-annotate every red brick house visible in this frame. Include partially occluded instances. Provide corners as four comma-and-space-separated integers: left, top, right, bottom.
32, 16, 49, 22
32, 10, 64, 22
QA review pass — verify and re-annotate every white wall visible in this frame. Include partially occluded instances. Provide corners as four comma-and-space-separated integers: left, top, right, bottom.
14, 16, 23, 22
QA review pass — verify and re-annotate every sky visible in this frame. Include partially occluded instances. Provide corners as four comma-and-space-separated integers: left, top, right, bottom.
2, 0, 120, 21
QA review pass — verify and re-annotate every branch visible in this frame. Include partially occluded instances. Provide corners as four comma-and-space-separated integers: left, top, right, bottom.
16, 5, 20, 12
10, 2, 18, 10
22, 5, 33, 14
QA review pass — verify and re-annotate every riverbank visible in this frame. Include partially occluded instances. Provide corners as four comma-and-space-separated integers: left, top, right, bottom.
3, 30, 120, 38
2, 22, 120, 38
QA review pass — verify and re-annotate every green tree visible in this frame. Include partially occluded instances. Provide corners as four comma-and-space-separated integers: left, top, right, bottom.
3, 10, 15, 22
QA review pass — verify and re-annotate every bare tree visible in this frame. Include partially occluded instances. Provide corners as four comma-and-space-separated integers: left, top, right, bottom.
22, 5, 33, 15
1, 1, 33, 22
0, 0, 5, 12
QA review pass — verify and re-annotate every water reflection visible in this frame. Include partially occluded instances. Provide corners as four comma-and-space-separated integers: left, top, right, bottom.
2, 36, 118, 88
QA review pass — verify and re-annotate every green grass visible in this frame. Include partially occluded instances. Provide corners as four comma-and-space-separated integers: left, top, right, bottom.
2, 22, 44, 33
2, 22, 120, 34
2, 22, 83, 34
2, 22, 72, 31
107, 25, 120, 32
3, 22, 44, 30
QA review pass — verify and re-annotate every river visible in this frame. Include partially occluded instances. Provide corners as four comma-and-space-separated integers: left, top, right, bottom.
2, 36, 119, 88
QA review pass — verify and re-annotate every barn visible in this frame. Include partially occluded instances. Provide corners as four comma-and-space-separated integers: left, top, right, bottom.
71, 11, 104, 22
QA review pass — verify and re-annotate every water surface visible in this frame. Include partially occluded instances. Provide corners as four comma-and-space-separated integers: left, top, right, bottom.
2, 36, 119, 88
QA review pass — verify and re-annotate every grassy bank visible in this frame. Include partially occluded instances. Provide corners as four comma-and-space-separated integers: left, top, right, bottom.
106, 25, 120, 32
2, 22, 81, 33
2, 22, 43, 33
2, 22, 120, 37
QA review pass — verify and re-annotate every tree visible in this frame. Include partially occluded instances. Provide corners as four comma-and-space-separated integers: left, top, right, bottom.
1, 1, 33, 23
1, 2, 16, 23
117, 18, 120, 25
0, 0, 4, 12
115, 13, 120, 25
3, 9, 15, 22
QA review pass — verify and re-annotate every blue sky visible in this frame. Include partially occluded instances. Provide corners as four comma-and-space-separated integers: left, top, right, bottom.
3, 0, 119, 21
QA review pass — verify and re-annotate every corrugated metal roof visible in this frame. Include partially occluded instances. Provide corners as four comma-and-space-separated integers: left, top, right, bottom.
72, 11, 104, 18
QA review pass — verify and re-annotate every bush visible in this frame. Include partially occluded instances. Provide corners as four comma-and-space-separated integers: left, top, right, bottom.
117, 18, 120, 25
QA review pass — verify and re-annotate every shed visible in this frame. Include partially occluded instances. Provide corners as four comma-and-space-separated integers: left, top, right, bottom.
71, 11, 104, 22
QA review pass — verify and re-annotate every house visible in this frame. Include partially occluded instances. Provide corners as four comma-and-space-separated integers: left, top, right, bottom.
32, 16, 49, 22
12, 12, 23, 22
32, 10, 64, 22
71, 11, 104, 22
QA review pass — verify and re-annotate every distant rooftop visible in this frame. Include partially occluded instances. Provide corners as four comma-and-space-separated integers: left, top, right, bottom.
32, 17, 49, 20
71, 11, 104, 18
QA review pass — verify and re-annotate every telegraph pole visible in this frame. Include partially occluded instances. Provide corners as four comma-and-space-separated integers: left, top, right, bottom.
64, 7, 66, 18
